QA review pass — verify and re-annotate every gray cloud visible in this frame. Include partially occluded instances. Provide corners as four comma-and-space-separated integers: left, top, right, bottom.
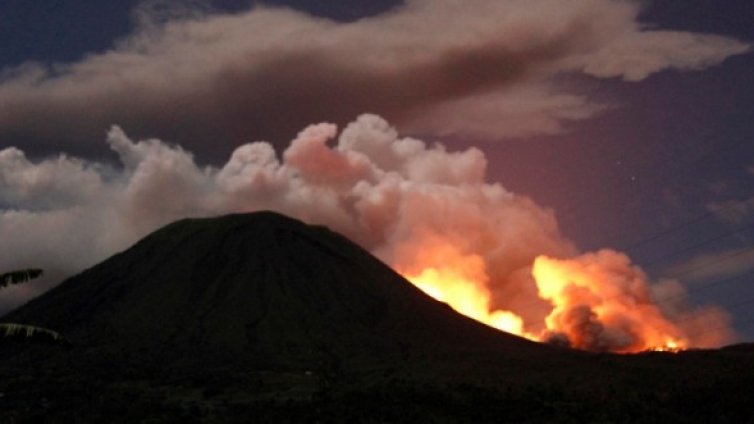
0, 0, 748, 159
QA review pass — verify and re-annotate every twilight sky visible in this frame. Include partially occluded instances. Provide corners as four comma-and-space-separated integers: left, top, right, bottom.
1, 0, 753, 344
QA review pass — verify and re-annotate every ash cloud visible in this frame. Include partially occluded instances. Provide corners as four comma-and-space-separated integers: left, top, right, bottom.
0, 0, 748, 158
0, 115, 735, 349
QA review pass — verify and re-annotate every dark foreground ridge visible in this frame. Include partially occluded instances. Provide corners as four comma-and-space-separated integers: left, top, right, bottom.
2, 211, 754, 422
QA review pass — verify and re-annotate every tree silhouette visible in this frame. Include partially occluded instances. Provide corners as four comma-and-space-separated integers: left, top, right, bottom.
0, 269, 43, 289
0, 269, 71, 345
0, 323, 70, 345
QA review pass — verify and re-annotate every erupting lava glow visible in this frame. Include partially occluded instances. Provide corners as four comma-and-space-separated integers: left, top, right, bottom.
532, 254, 688, 353
405, 267, 528, 337
398, 243, 689, 353
395, 239, 536, 340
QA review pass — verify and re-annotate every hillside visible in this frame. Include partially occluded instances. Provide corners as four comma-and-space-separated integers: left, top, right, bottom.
1, 211, 753, 422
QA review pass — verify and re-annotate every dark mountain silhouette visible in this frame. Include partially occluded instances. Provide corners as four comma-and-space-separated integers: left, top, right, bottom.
2, 211, 754, 422
4, 212, 550, 363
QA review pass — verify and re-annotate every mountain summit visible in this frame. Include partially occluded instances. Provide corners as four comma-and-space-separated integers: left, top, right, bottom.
4, 211, 545, 369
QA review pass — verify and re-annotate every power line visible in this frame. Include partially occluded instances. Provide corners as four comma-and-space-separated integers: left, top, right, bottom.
548, 127, 752, 260
663, 245, 754, 281
641, 221, 754, 270
620, 205, 741, 254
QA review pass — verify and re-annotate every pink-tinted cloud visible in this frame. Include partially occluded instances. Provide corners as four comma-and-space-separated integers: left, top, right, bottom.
0, 115, 735, 349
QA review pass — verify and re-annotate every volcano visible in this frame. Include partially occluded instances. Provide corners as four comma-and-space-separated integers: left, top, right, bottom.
2, 211, 754, 422
4, 211, 547, 362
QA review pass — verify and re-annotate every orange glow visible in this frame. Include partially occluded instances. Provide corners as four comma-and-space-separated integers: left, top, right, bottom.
649, 340, 682, 353
405, 266, 530, 337
396, 238, 688, 353
532, 254, 688, 353
396, 241, 536, 340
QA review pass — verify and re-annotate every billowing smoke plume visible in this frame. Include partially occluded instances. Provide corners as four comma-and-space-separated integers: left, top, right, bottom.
533, 251, 731, 351
0, 0, 748, 159
0, 115, 734, 351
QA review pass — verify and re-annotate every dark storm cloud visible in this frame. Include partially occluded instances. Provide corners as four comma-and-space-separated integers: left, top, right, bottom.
0, 0, 748, 159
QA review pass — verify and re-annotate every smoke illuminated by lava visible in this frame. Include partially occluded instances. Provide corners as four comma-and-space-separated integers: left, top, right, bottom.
531, 252, 687, 352
0, 115, 736, 352
399, 246, 692, 352
390, 219, 716, 352
394, 237, 530, 338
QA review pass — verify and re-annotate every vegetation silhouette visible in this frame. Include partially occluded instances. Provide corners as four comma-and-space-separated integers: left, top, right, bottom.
0, 269, 43, 289
0, 269, 70, 346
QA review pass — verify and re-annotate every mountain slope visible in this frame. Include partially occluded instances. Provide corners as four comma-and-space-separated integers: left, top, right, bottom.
4, 211, 550, 367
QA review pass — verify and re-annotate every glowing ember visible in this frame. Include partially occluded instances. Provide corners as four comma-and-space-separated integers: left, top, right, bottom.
531, 253, 689, 353
404, 266, 530, 337
395, 239, 537, 340
397, 240, 691, 353
649, 340, 683, 353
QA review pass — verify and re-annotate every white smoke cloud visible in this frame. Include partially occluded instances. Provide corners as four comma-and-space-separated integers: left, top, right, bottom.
0, 115, 734, 350
0, 113, 567, 273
